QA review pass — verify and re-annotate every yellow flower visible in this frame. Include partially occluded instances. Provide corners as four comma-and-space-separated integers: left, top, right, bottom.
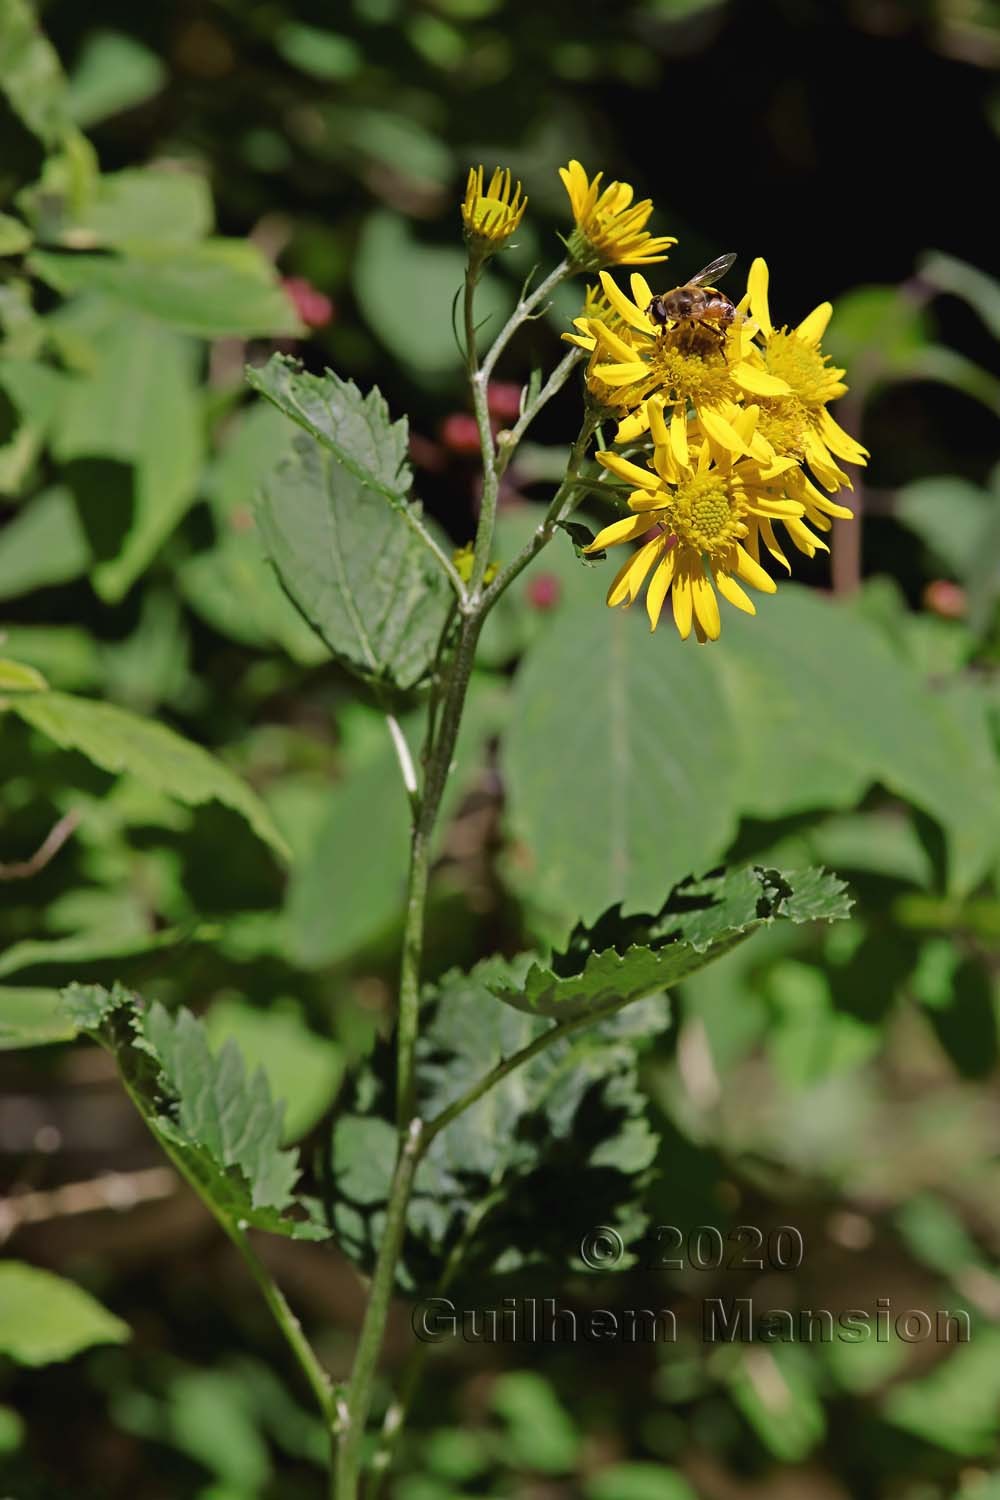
453, 542, 498, 585
746, 257, 868, 491
562, 285, 642, 413
461, 166, 526, 253
559, 160, 676, 271
583, 411, 805, 642
589, 270, 793, 460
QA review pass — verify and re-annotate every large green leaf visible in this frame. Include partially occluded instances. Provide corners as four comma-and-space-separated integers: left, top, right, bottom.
331, 959, 667, 1289
0, 1262, 129, 1365
490, 866, 851, 1020
712, 586, 1000, 895
31, 167, 212, 249
5, 689, 289, 861
64, 983, 330, 1241
52, 314, 202, 601
30, 241, 301, 338
250, 357, 453, 690
502, 599, 740, 929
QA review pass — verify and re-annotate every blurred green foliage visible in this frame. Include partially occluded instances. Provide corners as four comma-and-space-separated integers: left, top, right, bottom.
1, 1, 1000, 1499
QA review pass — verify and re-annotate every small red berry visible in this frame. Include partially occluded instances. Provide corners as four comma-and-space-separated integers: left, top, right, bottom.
440, 413, 481, 455
924, 579, 967, 619
282, 277, 334, 329
526, 573, 560, 611
487, 381, 522, 422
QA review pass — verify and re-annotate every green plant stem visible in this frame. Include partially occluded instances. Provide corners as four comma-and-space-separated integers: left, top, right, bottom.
464, 259, 573, 594
339, 264, 591, 1498
365, 1181, 506, 1499
421, 1000, 619, 1150
334, 1118, 424, 1500
480, 408, 600, 614
494, 346, 584, 479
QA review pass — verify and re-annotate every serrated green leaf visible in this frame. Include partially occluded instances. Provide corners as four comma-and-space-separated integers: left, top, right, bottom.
6, 689, 289, 861
204, 1000, 343, 1142
146, 1003, 299, 1211
250, 357, 454, 690
502, 599, 740, 929
246, 353, 410, 503
331, 959, 667, 1287
29, 241, 301, 338
0, 987, 75, 1048
0, 1261, 129, 1365
490, 866, 851, 1019
64, 984, 330, 1241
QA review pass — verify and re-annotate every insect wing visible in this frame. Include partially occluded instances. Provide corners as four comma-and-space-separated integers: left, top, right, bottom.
687, 252, 737, 288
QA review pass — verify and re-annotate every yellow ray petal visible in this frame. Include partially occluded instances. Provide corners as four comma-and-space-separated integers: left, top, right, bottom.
630, 272, 655, 308
731, 362, 792, 397
670, 404, 689, 468
647, 398, 670, 448
796, 301, 832, 345
596, 450, 660, 489
757, 517, 791, 572
698, 404, 751, 456
819, 405, 869, 464
691, 567, 721, 640
734, 544, 777, 593
785, 517, 830, 556
747, 257, 773, 338
715, 568, 756, 614
598, 271, 654, 333
615, 406, 652, 444
593, 322, 639, 362
671, 559, 693, 639
593, 361, 650, 385
587, 511, 657, 553
606, 535, 663, 605
646, 547, 677, 630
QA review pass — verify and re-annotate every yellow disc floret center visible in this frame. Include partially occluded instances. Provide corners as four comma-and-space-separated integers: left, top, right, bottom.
669, 473, 747, 555
651, 331, 739, 408
764, 329, 841, 406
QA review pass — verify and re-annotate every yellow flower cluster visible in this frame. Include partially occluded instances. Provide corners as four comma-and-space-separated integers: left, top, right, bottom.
568, 257, 868, 642
458, 158, 867, 642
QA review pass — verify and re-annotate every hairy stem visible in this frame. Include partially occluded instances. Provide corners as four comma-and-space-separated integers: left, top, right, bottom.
465, 259, 573, 595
